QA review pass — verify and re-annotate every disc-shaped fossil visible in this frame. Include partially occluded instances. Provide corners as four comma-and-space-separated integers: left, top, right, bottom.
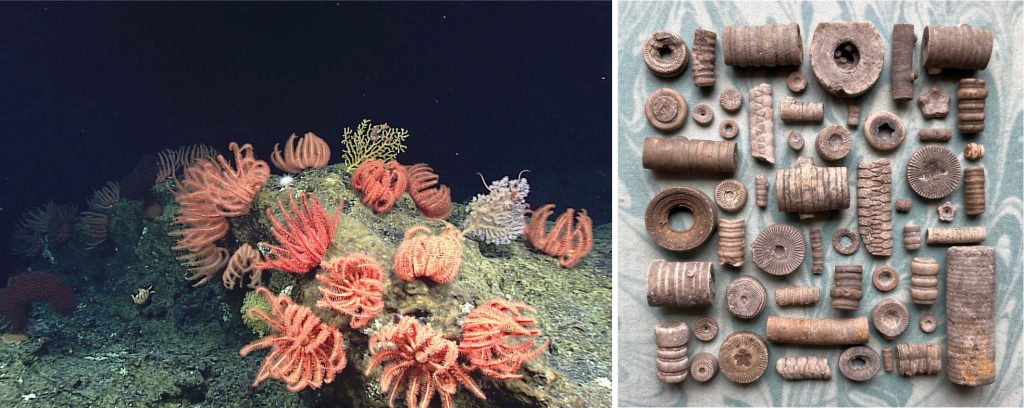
643, 31, 689, 77
719, 88, 743, 112
871, 265, 898, 292
919, 313, 937, 333
838, 346, 881, 381
693, 316, 719, 342
726, 276, 767, 319
787, 130, 804, 151
871, 298, 909, 340
863, 111, 906, 151
690, 352, 718, 383
832, 228, 860, 255
719, 119, 739, 139
692, 103, 714, 126
645, 88, 688, 132
752, 224, 806, 276
719, 331, 769, 384
714, 179, 747, 212
815, 125, 853, 161
644, 187, 717, 252
907, 146, 962, 199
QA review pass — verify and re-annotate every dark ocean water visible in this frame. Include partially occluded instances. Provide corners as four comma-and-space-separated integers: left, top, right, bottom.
0, 2, 611, 283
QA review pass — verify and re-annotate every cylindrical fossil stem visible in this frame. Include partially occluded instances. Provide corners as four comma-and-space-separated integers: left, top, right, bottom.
856, 159, 893, 256
957, 78, 988, 134
693, 28, 717, 87
776, 157, 850, 219
765, 316, 870, 345
922, 24, 994, 75
642, 137, 738, 174
810, 228, 824, 274
717, 219, 745, 267
918, 127, 953, 141
926, 226, 987, 245
904, 224, 921, 251
847, 104, 861, 127
896, 343, 943, 376
775, 286, 819, 306
755, 175, 768, 208
646, 260, 715, 308
883, 347, 895, 372
946, 246, 996, 386
776, 356, 831, 380
891, 24, 918, 102
723, 24, 803, 67
780, 97, 824, 123
895, 198, 912, 212
830, 264, 863, 310
655, 321, 690, 383
910, 257, 939, 305
965, 143, 985, 160
964, 166, 985, 216
749, 83, 775, 163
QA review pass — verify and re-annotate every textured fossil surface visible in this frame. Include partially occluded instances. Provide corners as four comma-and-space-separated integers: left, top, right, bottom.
883, 347, 895, 372
692, 28, 717, 87
787, 71, 807, 93
775, 285, 819, 307
644, 88, 688, 131
946, 246, 996, 386
690, 352, 718, 383
815, 124, 853, 161
726, 276, 767, 319
872, 265, 899, 291
907, 146, 961, 199
839, 346, 881, 381
646, 260, 715, 308
863, 112, 906, 151
717, 218, 746, 267
938, 201, 957, 222
719, 331, 769, 384
654, 321, 690, 383
910, 257, 940, 304
810, 21, 884, 98
847, 104, 861, 127
964, 143, 985, 160
723, 24, 803, 67
904, 224, 922, 250
749, 83, 775, 163
918, 86, 951, 119
895, 198, 913, 212
693, 316, 719, 342
766, 316, 869, 345
926, 226, 987, 245
643, 31, 689, 77
832, 228, 860, 255
891, 23, 918, 102
810, 228, 824, 274
921, 24, 994, 74
719, 88, 743, 112
958, 78, 988, 133
831, 264, 864, 310
776, 157, 850, 218
644, 187, 718, 251
919, 313, 938, 333
715, 179, 747, 212
787, 130, 804, 151
896, 343, 943, 377
752, 223, 806, 276
777, 356, 831, 380
856, 159, 893, 256
918, 127, 953, 141
692, 103, 715, 126
719, 119, 739, 139
964, 166, 986, 215
642, 137, 738, 174
755, 175, 768, 208
872, 297, 910, 340
780, 97, 824, 123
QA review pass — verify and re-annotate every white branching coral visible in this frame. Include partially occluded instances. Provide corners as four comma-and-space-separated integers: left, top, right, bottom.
463, 173, 531, 245
340, 119, 409, 173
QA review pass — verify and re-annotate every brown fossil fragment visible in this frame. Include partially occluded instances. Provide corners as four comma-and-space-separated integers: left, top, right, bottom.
918, 127, 953, 142
946, 245, 996, 386
752, 224, 806, 276
787, 71, 808, 93
755, 175, 768, 208
776, 356, 831, 381
918, 86, 951, 119
891, 24, 918, 102
839, 346, 881, 381
883, 347, 895, 372
958, 78, 988, 134
644, 187, 718, 251
832, 228, 860, 255
872, 297, 910, 340
692, 28, 717, 87
690, 352, 719, 383
787, 131, 804, 151
692, 103, 714, 126
719, 88, 743, 112
863, 112, 906, 151
719, 119, 739, 139
964, 143, 985, 160
717, 219, 745, 267
810, 228, 824, 274
715, 179, 747, 212
780, 97, 824, 123
847, 104, 861, 127
726, 276, 767, 319
872, 265, 899, 292
723, 24, 803, 67
643, 31, 689, 78
926, 226, 987, 245
749, 83, 775, 163
719, 331, 769, 384
815, 125, 853, 161
654, 321, 690, 383
810, 21, 884, 98
910, 257, 939, 305
831, 264, 863, 310
907, 146, 961, 199
937, 201, 956, 222
645, 88, 688, 132
904, 224, 922, 250
921, 24, 993, 75
964, 166, 985, 216
765, 316, 870, 346
776, 157, 851, 218
896, 343, 943, 377
856, 159, 893, 256
693, 316, 719, 342
646, 260, 715, 308
919, 313, 937, 333
642, 137, 738, 174
895, 199, 912, 213
775, 286, 819, 307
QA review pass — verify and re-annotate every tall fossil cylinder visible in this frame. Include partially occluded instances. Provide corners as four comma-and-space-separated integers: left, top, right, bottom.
646, 260, 715, 308
921, 24, 994, 75
957, 79, 988, 134
904, 224, 921, 251
910, 257, 939, 305
891, 24, 918, 102
856, 159, 893, 256
718, 219, 745, 267
964, 166, 986, 216
775, 286, 819, 306
723, 24, 803, 67
946, 246, 996, 386
830, 265, 863, 310
765, 316, 869, 345
810, 228, 824, 274
776, 356, 831, 380
693, 28, 717, 87
775, 157, 850, 219
895, 343, 943, 376
749, 83, 775, 163
755, 175, 768, 208
642, 137, 738, 174
780, 97, 824, 123
655, 321, 690, 383
926, 226, 987, 245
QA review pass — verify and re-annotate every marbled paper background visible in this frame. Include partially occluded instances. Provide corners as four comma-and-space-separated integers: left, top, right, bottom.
616, 1, 1023, 406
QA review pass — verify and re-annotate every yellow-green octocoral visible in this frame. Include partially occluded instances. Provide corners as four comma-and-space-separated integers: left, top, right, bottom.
341, 119, 409, 173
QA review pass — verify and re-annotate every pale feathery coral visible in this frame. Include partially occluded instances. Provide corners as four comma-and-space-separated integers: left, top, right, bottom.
393, 224, 463, 283
316, 254, 385, 329
240, 287, 347, 393
352, 159, 408, 214
463, 174, 530, 245
254, 191, 341, 275
460, 299, 549, 379
341, 119, 409, 173
406, 163, 452, 219
75, 211, 109, 251
524, 204, 594, 268
86, 181, 120, 212
270, 132, 331, 174
222, 243, 264, 290
365, 316, 485, 408
155, 144, 219, 182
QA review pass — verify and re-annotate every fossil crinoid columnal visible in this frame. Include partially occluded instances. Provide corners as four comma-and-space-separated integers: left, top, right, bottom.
463, 173, 531, 245
752, 224, 806, 276
907, 146, 962, 199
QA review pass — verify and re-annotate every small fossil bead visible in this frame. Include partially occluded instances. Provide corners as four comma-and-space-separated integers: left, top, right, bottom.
719, 119, 739, 139
872, 297, 910, 340
857, 159, 894, 256
655, 321, 690, 383
946, 245, 996, 386
644, 187, 719, 252
642, 137, 738, 174
964, 165, 985, 216
883, 347, 895, 372
907, 146, 961, 200
918, 127, 953, 142
777, 356, 831, 380
810, 228, 824, 274
919, 313, 937, 333
780, 97, 824, 123
643, 31, 689, 78
719, 88, 743, 112
847, 104, 861, 127
964, 143, 985, 160
926, 226, 987, 245
646, 260, 715, 309
726, 276, 767, 319
692, 103, 715, 126
749, 83, 775, 163
904, 224, 922, 250
810, 21, 884, 98
895, 343, 943, 376
690, 352, 718, 383
839, 346, 881, 381
717, 219, 745, 268
815, 125, 853, 161
895, 199, 912, 213
863, 112, 906, 151
832, 228, 860, 255
775, 285, 819, 307
787, 130, 804, 151
891, 24, 918, 102
871, 265, 899, 292
787, 71, 807, 93
693, 316, 719, 342
958, 78, 988, 134
937, 201, 956, 222
921, 24, 994, 75
719, 331, 770, 384
755, 174, 768, 208
918, 86, 951, 119
715, 179, 747, 212
910, 257, 940, 305
766, 316, 870, 346
645, 88, 688, 131
723, 24, 803, 67
752, 224, 806, 276
692, 28, 717, 87
776, 157, 851, 219
831, 264, 864, 311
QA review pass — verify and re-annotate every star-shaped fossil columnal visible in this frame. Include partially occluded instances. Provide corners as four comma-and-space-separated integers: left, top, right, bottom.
735, 347, 752, 367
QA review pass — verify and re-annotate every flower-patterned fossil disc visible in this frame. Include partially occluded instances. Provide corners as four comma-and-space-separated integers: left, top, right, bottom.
872, 298, 910, 340
863, 111, 906, 151
752, 224, 806, 276
645, 187, 718, 252
938, 201, 956, 222
690, 352, 719, 383
907, 146, 962, 199
838, 346, 881, 382
714, 179, 747, 212
832, 228, 860, 255
719, 88, 743, 112
719, 331, 769, 384
726, 276, 767, 319
871, 265, 898, 292
919, 313, 937, 333
643, 31, 689, 77
693, 316, 719, 342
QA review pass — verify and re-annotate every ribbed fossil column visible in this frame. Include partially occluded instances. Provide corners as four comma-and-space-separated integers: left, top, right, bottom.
776, 356, 831, 380
904, 224, 921, 251
776, 157, 850, 219
642, 137, 738, 174
810, 228, 824, 274
646, 260, 715, 308
896, 343, 943, 376
765, 316, 869, 345
919, 127, 953, 141
780, 97, 824, 123
655, 321, 690, 383
891, 24, 918, 102
693, 28, 717, 87
847, 104, 861, 127
910, 257, 939, 305
755, 175, 768, 208
921, 25, 994, 75
957, 79, 988, 134
775, 286, 819, 306
883, 347, 895, 372
830, 265, 863, 310
964, 166, 986, 216
723, 24, 803, 67
749, 83, 775, 163
717, 219, 745, 267
856, 159, 893, 256
926, 226, 987, 245
946, 246, 996, 386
